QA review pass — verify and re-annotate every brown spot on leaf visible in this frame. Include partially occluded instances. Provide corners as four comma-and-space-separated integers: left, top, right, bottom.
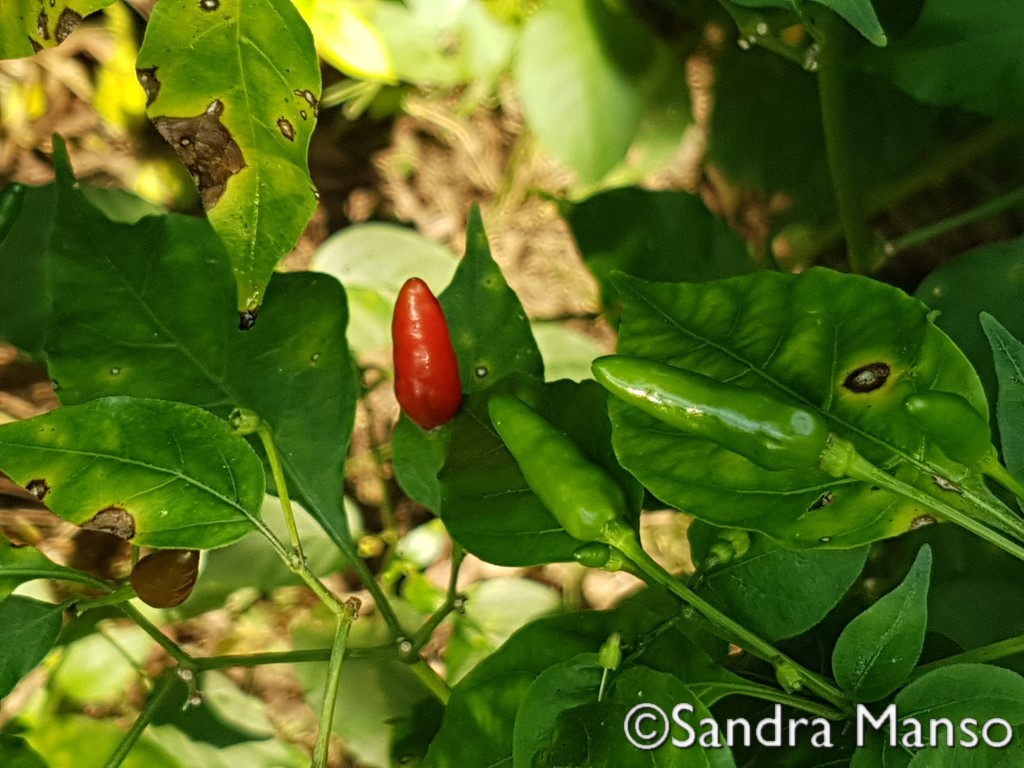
843, 362, 890, 393
910, 515, 936, 530
29, 37, 43, 53
239, 307, 260, 330
26, 478, 50, 501
37, 10, 50, 40
294, 89, 318, 116
55, 8, 82, 43
199, 0, 220, 9
808, 491, 835, 511
137, 67, 160, 107
277, 117, 295, 141
83, 506, 136, 540
152, 99, 245, 208
299, 109, 308, 120
933, 475, 962, 494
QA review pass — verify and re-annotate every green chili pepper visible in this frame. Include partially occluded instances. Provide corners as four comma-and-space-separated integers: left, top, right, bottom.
592, 356, 829, 472
903, 391, 994, 467
0, 183, 26, 245
573, 542, 612, 568
488, 395, 627, 543
705, 528, 752, 569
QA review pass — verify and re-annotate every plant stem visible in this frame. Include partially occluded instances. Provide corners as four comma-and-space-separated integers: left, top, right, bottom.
603, 525, 852, 713
984, 457, 1024, 505
820, 437, 1024, 561
709, 682, 845, 721
409, 659, 451, 705
312, 602, 358, 768
912, 634, 1024, 680
256, 422, 305, 561
102, 672, 177, 768
813, 9, 876, 274
410, 543, 466, 653
884, 185, 1024, 256
119, 601, 196, 670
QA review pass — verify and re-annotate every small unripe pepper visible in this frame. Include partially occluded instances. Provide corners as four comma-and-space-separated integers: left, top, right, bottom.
488, 395, 627, 542
130, 549, 200, 608
904, 391, 993, 467
392, 278, 462, 429
592, 356, 829, 472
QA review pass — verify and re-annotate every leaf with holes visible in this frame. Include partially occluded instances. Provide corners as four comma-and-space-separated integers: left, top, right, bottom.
136, 0, 320, 313
44, 145, 357, 550
607, 269, 1000, 548
0, 0, 114, 58
0, 397, 263, 549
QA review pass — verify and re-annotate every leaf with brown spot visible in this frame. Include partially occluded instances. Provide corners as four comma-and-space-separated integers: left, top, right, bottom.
0, 397, 264, 549
136, 0, 321, 313
0, 0, 113, 58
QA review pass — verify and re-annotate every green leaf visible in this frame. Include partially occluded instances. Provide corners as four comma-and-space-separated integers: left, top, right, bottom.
0, 184, 54, 356
915, 238, 1024, 409
0, 0, 114, 58
440, 207, 544, 395
515, 0, 655, 182
309, 222, 456, 354
832, 545, 931, 701
0, 735, 47, 768
44, 152, 357, 548
532, 321, 604, 382
136, 0, 321, 312
882, 665, 1024, 761
393, 208, 541, 512
608, 269, 989, 548
982, 315, 1024, 500
51, 625, 155, 705
0, 397, 263, 549
906, 738, 1024, 767
564, 188, 758, 313
1, 534, 107, 599
0, 596, 63, 700
857, 0, 1024, 118
709, 48, 939, 223
439, 376, 641, 566
727, 0, 885, 46
694, 528, 868, 641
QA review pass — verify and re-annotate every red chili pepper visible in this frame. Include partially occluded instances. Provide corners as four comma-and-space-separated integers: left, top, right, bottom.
392, 277, 463, 429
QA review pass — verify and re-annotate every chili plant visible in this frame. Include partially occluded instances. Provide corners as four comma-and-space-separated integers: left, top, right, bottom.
3, 0, 1024, 766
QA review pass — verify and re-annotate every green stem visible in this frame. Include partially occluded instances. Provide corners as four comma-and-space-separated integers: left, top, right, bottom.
984, 456, 1024, 504
820, 437, 1024, 561
102, 672, 177, 768
410, 543, 466, 653
312, 604, 357, 768
603, 524, 852, 713
912, 634, 1024, 680
119, 601, 196, 671
711, 682, 845, 721
813, 10, 876, 274
884, 185, 1024, 256
256, 423, 305, 561
409, 659, 452, 705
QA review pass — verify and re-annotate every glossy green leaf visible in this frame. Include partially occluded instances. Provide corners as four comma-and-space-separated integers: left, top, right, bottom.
692, 526, 868, 640
136, 0, 321, 312
727, 0, 885, 46
393, 209, 541, 513
0, 0, 114, 58
982, 315, 1024, 500
0, 398, 262, 549
439, 376, 641, 566
858, 0, 1024, 118
0, 534, 108, 599
565, 188, 758, 314
44, 151, 357, 548
0, 735, 47, 768
515, 0, 658, 183
0, 596, 63, 699
915, 239, 1024, 408
608, 269, 992, 548
832, 545, 931, 701
439, 207, 544, 395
